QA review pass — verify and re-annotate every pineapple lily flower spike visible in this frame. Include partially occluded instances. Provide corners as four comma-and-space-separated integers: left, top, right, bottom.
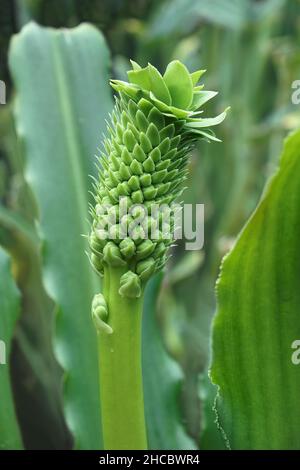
89, 60, 228, 450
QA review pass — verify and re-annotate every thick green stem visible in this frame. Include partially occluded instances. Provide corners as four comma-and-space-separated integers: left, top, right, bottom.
98, 265, 147, 450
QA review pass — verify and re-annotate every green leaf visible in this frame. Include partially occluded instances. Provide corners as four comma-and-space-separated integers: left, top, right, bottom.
9, 22, 113, 449
190, 91, 218, 112
148, 64, 172, 105
149, 94, 190, 119
143, 275, 196, 450
130, 59, 141, 71
0, 248, 23, 449
199, 373, 226, 450
164, 60, 193, 109
210, 129, 300, 449
190, 70, 206, 86
185, 109, 229, 128
127, 67, 151, 91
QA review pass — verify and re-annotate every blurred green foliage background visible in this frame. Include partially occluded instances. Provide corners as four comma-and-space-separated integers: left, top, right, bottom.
1, 0, 300, 450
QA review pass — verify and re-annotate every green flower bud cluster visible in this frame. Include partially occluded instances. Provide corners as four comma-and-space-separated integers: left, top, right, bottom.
90, 60, 228, 298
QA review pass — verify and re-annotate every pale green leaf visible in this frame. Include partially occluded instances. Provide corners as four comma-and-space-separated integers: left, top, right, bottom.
190, 91, 218, 112
164, 60, 193, 109
148, 64, 172, 105
127, 67, 151, 90
185, 109, 229, 128
190, 70, 206, 86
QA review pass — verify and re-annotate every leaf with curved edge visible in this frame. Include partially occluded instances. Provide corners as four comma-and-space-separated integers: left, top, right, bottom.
148, 64, 172, 106
185, 110, 229, 128
164, 60, 193, 109
9, 22, 113, 449
127, 69, 151, 91
210, 129, 300, 449
199, 373, 226, 450
190, 70, 206, 86
143, 275, 196, 450
0, 248, 23, 449
190, 91, 218, 112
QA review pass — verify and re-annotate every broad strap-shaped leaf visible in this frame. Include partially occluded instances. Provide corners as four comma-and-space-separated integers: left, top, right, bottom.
9, 22, 113, 449
210, 129, 300, 449
143, 275, 196, 449
0, 248, 23, 449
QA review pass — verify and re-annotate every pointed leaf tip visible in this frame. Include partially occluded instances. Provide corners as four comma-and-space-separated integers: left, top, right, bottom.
130, 59, 141, 70
191, 69, 206, 86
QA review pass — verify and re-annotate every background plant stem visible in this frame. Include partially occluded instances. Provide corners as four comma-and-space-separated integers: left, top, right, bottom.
98, 266, 147, 450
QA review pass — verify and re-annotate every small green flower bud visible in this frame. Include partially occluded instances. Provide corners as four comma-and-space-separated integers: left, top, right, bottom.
119, 162, 131, 181
116, 123, 123, 143
133, 144, 147, 163
143, 157, 155, 173
119, 271, 142, 298
93, 229, 108, 248
140, 174, 152, 187
130, 226, 146, 244
91, 253, 104, 274
131, 205, 147, 221
148, 107, 165, 129
103, 242, 126, 267
162, 148, 177, 161
120, 214, 134, 231
108, 170, 120, 186
156, 159, 170, 171
127, 123, 140, 141
143, 186, 157, 200
152, 169, 168, 184
117, 181, 130, 196
136, 257, 156, 282
152, 241, 166, 259
119, 237, 136, 259
136, 110, 148, 132
130, 159, 143, 176
91, 294, 112, 334
121, 147, 132, 165
158, 137, 170, 154
90, 232, 102, 253
108, 224, 125, 243
149, 147, 161, 163
128, 175, 140, 191
136, 239, 156, 260
131, 190, 144, 204
140, 132, 152, 153
146, 123, 160, 147
123, 129, 136, 151
107, 205, 119, 224
108, 187, 119, 203
160, 123, 175, 140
